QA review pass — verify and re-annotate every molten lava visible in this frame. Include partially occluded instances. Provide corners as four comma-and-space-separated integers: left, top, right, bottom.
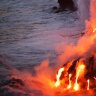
87, 79, 90, 90
93, 28, 96, 32
54, 58, 95, 92
73, 63, 85, 91
74, 82, 79, 91
55, 67, 64, 87
67, 74, 72, 89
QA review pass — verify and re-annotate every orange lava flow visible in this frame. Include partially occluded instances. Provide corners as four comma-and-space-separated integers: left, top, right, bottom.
55, 67, 64, 87
87, 79, 90, 90
93, 28, 96, 32
74, 63, 85, 91
67, 74, 72, 89
74, 81, 79, 91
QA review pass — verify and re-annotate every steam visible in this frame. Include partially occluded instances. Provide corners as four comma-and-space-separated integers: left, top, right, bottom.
7, 60, 56, 96
57, 33, 96, 65
56, 0, 96, 65
89, 0, 96, 30
77, 0, 90, 23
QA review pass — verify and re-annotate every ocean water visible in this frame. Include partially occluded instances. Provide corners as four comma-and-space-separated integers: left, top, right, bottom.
0, 0, 87, 96
0, 0, 84, 66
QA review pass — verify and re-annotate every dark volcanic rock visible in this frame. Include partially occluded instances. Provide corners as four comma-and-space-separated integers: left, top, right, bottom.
53, 0, 77, 13
68, 58, 80, 74
58, 0, 76, 10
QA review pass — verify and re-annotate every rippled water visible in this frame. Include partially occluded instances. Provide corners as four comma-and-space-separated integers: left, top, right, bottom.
0, 0, 84, 67
0, 0, 85, 95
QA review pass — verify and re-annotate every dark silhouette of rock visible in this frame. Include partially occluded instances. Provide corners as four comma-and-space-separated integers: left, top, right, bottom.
85, 55, 96, 79
59, 58, 80, 80
59, 0, 76, 10
53, 0, 77, 13
68, 58, 80, 74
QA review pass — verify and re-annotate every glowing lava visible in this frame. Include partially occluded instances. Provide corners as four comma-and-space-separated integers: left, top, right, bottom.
93, 28, 96, 32
74, 63, 85, 91
55, 67, 64, 87
67, 74, 72, 89
87, 79, 90, 90
74, 81, 79, 91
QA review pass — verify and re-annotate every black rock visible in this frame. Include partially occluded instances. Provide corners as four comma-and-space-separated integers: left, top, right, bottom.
58, 0, 77, 11
52, 0, 77, 13
68, 58, 80, 74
